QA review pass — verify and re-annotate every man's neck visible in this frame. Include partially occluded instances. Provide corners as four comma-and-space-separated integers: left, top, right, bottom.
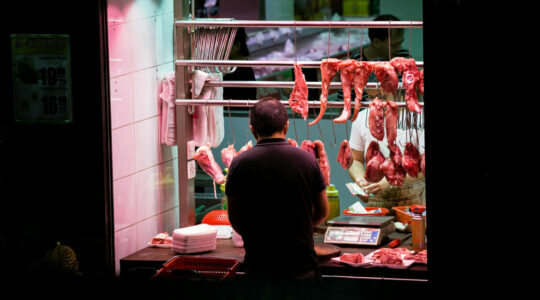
256, 132, 286, 142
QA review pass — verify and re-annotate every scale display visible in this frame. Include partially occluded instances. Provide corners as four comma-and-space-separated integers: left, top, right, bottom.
324, 226, 383, 246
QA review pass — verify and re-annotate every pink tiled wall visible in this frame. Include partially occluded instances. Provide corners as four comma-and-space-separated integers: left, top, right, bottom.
107, 0, 178, 275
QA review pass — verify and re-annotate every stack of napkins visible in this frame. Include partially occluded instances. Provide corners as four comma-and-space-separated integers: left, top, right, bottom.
172, 224, 217, 254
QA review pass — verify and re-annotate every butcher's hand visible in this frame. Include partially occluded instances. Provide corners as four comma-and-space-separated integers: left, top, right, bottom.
356, 177, 389, 202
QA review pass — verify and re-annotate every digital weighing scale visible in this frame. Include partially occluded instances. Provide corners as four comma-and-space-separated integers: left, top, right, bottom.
324, 215, 395, 246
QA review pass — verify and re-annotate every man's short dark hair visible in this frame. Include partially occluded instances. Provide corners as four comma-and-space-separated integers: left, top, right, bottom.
369, 14, 403, 42
250, 97, 288, 137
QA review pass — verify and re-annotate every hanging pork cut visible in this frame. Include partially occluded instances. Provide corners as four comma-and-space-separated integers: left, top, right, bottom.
193, 145, 226, 184
337, 140, 354, 169
352, 61, 373, 121
402, 142, 421, 178
300, 140, 316, 159
313, 140, 331, 186
390, 57, 421, 114
237, 140, 253, 155
364, 141, 385, 183
368, 98, 385, 141
373, 62, 398, 95
287, 137, 299, 147
309, 58, 341, 126
380, 144, 406, 186
221, 144, 237, 168
289, 64, 309, 119
385, 100, 398, 146
334, 59, 356, 123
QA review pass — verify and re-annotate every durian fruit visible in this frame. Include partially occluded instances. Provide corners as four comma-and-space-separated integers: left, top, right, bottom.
44, 241, 80, 275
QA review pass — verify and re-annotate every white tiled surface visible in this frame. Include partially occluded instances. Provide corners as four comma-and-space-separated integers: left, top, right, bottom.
134, 117, 160, 171
108, 0, 177, 276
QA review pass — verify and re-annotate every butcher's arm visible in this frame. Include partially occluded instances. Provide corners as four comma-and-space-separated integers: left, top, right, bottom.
312, 189, 328, 226
348, 149, 366, 182
226, 195, 243, 235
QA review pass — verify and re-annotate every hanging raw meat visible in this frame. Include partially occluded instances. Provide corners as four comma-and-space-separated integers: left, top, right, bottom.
368, 98, 385, 141
373, 62, 398, 95
351, 61, 373, 122
334, 59, 356, 123
287, 137, 298, 147
220, 144, 237, 168
314, 140, 331, 186
337, 140, 353, 169
309, 58, 341, 126
380, 145, 406, 186
385, 100, 398, 146
421, 152, 425, 176
193, 145, 226, 184
237, 140, 253, 155
419, 68, 424, 95
390, 57, 421, 114
365, 141, 380, 163
300, 140, 316, 158
289, 64, 309, 119
402, 142, 421, 178
364, 141, 385, 183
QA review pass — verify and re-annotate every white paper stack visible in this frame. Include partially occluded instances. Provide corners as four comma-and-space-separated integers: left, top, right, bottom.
172, 224, 218, 254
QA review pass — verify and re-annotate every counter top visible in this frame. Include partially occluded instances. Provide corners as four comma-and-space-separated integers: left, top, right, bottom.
120, 231, 427, 281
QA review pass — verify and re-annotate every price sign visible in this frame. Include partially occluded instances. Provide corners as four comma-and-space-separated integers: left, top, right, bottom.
11, 34, 72, 124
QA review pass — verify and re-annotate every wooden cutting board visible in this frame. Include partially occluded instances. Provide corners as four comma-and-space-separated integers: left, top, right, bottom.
314, 242, 341, 261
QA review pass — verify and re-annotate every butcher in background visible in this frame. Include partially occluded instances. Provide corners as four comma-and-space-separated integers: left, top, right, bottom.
225, 97, 328, 282
343, 15, 426, 213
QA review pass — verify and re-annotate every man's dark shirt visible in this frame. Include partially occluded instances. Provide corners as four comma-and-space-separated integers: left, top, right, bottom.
225, 138, 326, 278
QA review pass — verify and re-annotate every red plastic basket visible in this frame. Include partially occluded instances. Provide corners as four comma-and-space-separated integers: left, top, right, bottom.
342, 207, 389, 216
153, 256, 239, 281
201, 209, 231, 225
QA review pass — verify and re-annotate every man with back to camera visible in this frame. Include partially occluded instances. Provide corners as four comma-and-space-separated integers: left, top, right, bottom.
225, 97, 328, 282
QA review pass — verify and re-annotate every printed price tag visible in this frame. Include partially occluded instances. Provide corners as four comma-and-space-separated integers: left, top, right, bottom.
11, 34, 72, 123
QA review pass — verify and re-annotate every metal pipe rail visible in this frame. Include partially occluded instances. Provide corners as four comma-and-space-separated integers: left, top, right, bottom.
175, 20, 423, 28
205, 80, 406, 89
175, 99, 424, 108
176, 59, 424, 68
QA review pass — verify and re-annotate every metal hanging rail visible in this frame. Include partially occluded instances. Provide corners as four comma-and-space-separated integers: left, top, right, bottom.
175, 99, 424, 108
176, 59, 423, 68
205, 80, 406, 89
175, 20, 423, 28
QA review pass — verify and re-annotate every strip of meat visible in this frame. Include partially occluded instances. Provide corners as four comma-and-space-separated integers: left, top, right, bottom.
288, 64, 309, 119
300, 140, 316, 158
309, 58, 341, 126
384, 100, 398, 146
421, 152, 425, 176
368, 98, 385, 141
220, 144, 237, 168
334, 59, 356, 123
193, 145, 226, 184
402, 142, 421, 178
351, 61, 373, 122
237, 140, 253, 155
337, 140, 353, 169
314, 140, 331, 186
364, 141, 385, 183
419, 68, 424, 95
373, 62, 398, 95
390, 57, 421, 113
287, 138, 298, 147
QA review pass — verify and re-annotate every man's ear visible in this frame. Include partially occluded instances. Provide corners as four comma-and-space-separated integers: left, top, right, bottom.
284, 121, 289, 135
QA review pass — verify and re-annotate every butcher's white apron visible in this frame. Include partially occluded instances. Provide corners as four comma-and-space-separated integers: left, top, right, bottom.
365, 179, 426, 215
